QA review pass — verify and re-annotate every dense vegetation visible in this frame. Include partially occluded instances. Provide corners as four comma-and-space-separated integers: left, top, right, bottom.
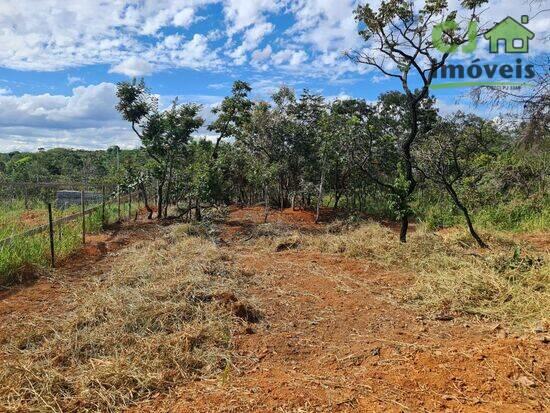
1, 0, 547, 246
1, 84, 547, 243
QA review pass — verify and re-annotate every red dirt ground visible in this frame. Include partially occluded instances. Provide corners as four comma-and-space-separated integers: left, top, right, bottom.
1, 207, 548, 412
137, 207, 548, 412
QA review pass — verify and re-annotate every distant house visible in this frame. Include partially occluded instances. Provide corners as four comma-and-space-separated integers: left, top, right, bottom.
484, 15, 534, 53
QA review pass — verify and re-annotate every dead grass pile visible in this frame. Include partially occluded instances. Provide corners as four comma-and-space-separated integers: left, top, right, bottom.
0, 224, 259, 412
270, 220, 549, 329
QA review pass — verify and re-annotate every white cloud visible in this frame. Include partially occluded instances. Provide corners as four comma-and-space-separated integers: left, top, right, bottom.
109, 56, 155, 77
0, 83, 119, 127
173, 7, 196, 27
272, 49, 308, 67
228, 22, 274, 64
0, 0, 217, 73
157, 34, 221, 70
0, 84, 227, 151
222, 0, 283, 34
0, 83, 139, 151
251, 45, 272, 64
0, 88, 12, 96
67, 76, 83, 85
0, 0, 546, 79
289, 0, 361, 52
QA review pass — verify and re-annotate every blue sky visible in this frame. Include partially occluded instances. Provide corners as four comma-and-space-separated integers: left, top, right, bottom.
0, 0, 547, 152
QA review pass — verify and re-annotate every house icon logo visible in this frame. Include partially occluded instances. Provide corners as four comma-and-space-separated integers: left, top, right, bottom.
484, 15, 535, 53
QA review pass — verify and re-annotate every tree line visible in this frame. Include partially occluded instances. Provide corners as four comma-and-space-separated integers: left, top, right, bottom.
1, 0, 547, 246
113, 76, 547, 247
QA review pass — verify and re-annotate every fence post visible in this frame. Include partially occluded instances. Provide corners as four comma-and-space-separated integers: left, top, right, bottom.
102, 185, 106, 227
47, 203, 55, 268
81, 190, 86, 244
24, 185, 29, 209
128, 190, 132, 220
134, 191, 139, 221
118, 185, 121, 222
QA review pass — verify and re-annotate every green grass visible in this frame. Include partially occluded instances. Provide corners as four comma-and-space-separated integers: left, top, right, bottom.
417, 197, 549, 233
0, 200, 132, 286
474, 200, 549, 232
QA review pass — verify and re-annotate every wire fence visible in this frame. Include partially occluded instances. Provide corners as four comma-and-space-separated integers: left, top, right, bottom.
0, 181, 145, 283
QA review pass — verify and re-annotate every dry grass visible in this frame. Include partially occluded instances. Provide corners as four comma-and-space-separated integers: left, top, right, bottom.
0, 224, 259, 412
261, 220, 549, 329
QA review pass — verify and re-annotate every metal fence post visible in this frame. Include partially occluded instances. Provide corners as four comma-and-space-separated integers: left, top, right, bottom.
47, 203, 55, 268
81, 190, 86, 244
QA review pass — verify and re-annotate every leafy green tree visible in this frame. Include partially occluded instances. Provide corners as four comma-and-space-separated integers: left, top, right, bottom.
116, 80, 203, 218
415, 113, 503, 247
348, 0, 486, 242
208, 80, 253, 159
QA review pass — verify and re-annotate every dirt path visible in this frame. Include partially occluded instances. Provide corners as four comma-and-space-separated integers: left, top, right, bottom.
144, 207, 548, 412
1, 207, 547, 412
0, 219, 161, 333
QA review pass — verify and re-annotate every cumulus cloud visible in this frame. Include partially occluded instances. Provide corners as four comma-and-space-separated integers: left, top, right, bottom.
0, 83, 139, 151
222, 0, 283, 34
173, 7, 196, 28
272, 49, 308, 67
109, 56, 155, 77
0, 0, 545, 77
0, 0, 217, 73
0, 84, 226, 151
228, 22, 274, 64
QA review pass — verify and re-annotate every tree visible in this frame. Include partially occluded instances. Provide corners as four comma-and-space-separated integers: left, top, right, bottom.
208, 81, 253, 160
291, 90, 326, 219
415, 113, 503, 247
471, 56, 549, 148
346, 92, 437, 225
347, 0, 486, 242
116, 80, 203, 218
328, 99, 372, 210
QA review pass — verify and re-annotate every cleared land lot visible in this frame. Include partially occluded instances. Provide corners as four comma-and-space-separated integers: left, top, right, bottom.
0, 207, 547, 412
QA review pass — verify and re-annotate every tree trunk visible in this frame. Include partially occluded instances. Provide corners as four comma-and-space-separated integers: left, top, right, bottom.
446, 184, 487, 248
399, 215, 409, 243
399, 99, 420, 243
333, 192, 341, 210
195, 197, 202, 221
157, 180, 164, 220
315, 164, 325, 224
264, 183, 269, 223
139, 182, 153, 219
164, 165, 173, 218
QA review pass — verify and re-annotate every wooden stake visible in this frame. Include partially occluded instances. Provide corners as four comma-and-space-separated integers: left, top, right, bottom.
101, 185, 106, 227
117, 185, 121, 222
81, 190, 86, 244
47, 203, 55, 268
